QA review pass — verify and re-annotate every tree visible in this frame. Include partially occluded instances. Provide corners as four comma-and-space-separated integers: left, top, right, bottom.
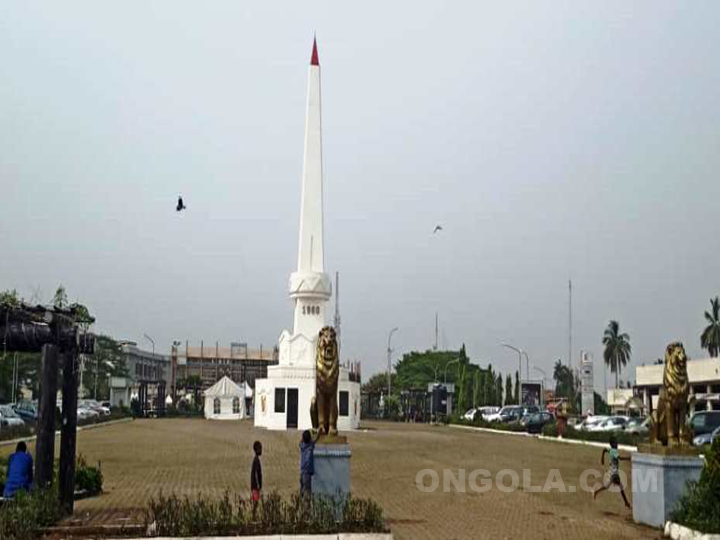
478, 370, 486, 406
457, 365, 469, 412
0, 289, 20, 308
495, 374, 503, 407
485, 364, 495, 406
602, 320, 632, 388
52, 285, 68, 309
514, 370, 520, 405
701, 296, 720, 358
361, 372, 397, 395
472, 371, 480, 408
505, 374, 513, 405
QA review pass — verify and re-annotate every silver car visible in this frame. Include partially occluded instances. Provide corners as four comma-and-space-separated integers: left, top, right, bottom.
0, 405, 25, 428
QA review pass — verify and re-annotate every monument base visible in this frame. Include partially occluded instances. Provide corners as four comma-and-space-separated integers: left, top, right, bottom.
313, 443, 351, 501
632, 451, 703, 528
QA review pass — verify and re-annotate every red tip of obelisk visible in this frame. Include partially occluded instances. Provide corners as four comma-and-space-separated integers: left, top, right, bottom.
311, 36, 319, 66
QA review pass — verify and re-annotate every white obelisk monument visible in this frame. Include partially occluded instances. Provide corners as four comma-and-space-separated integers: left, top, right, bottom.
254, 39, 360, 431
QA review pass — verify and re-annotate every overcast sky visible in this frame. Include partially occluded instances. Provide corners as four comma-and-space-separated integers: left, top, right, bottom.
2, 2, 719, 391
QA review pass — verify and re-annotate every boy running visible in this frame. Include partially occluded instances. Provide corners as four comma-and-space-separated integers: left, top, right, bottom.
593, 434, 631, 509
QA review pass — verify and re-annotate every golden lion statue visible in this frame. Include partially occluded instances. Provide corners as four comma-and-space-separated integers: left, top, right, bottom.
310, 326, 339, 435
651, 342, 691, 446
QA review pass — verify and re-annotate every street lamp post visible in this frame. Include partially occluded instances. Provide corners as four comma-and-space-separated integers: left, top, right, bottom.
143, 334, 155, 359
502, 343, 523, 385
387, 327, 399, 397
522, 351, 530, 381
444, 358, 460, 385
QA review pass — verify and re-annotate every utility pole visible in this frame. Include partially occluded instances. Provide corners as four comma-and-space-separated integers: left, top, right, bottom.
568, 279, 572, 367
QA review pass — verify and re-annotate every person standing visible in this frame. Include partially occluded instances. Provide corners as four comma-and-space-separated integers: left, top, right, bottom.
299, 430, 320, 499
3, 441, 33, 498
250, 441, 262, 519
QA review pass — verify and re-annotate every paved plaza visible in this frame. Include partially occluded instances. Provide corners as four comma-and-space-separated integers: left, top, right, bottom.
2, 419, 659, 540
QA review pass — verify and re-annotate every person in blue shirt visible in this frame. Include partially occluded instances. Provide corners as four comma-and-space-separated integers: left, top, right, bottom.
3, 441, 33, 498
299, 430, 321, 499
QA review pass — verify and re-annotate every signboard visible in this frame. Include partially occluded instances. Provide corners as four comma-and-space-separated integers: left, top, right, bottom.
521, 382, 542, 406
581, 351, 594, 416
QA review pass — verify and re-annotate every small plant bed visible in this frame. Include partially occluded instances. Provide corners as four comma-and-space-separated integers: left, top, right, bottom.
144, 490, 389, 537
671, 437, 720, 535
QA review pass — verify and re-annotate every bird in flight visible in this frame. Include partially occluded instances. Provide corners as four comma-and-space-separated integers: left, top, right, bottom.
433, 225, 443, 234
176, 196, 186, 212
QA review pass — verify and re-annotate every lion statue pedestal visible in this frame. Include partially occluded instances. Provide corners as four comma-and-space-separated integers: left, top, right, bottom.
309, 327, 352, 503
632, 342, 704, 528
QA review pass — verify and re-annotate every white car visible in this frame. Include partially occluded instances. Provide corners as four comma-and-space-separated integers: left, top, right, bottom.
0, 405, 25, 428
81, 400, 111, 416
463, 408, 478, 421
587, 416, 629, 432
77, 406, 100, 420
577, 415, 608, 431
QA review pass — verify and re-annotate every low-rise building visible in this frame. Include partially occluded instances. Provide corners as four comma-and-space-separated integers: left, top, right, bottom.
109, 341, 171, 409
176, 341, 279, 390
635, 357, 720, 413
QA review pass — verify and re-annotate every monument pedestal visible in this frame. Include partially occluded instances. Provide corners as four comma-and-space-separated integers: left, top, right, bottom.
632, 450, 703, 528
313, 443, 351, 501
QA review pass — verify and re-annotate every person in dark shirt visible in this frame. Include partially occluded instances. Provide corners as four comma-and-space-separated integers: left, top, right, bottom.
299, 430, 320, 499
250, 441, 262, 519
3, 441, 33, 498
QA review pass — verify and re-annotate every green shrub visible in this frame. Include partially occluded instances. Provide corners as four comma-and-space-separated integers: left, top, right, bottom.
0, 488, 61, 540
145, 490, 388, 536
671, 437, 720, 534
74, 454, 103, 495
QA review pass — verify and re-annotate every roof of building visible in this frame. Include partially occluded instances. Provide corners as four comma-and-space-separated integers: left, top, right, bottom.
204, 376, 244, 397
182, 345, 277, 362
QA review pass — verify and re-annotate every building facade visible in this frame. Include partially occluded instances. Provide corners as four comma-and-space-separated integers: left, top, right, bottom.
109, 341, 171, 408
176, 342, 278, 389
635, 356, 720, 413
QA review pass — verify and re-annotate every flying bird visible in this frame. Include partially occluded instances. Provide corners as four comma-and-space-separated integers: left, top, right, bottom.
433, 225, 443, 234
176, 196, 186, 212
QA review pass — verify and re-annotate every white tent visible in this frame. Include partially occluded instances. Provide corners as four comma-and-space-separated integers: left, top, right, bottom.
204, 376, 246, 420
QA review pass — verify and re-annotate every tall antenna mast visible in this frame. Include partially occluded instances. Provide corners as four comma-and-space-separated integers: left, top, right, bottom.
334, 271, 341, 350
568, 279, 572, 367
434, 312, 438, 351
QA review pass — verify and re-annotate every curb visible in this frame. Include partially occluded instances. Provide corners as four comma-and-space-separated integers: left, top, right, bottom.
0, 417, 133, 448
449, 424, 638, 453
665, 521, 720, 540
119, 535, 393, 540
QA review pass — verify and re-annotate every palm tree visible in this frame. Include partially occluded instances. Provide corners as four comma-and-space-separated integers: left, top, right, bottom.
701, 296, 720, 358
602, 320, 631, 388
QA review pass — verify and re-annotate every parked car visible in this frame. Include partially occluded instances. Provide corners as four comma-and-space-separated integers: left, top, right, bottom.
625, 417, 650, 436
587, 416, 629, 432
693, 424, 720, 447
463, 408, 478, 421
496, 406, 525, 423
81, 399, 111, 416
576, 415, 608, 431
689, 411, 720, 438
13, 400, 38, 423
77, 406, 100, 421
0, 404, 26, 428
527, 412, 555, 434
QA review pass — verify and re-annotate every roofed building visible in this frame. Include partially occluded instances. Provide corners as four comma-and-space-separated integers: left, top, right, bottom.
176, 341, 278, 390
